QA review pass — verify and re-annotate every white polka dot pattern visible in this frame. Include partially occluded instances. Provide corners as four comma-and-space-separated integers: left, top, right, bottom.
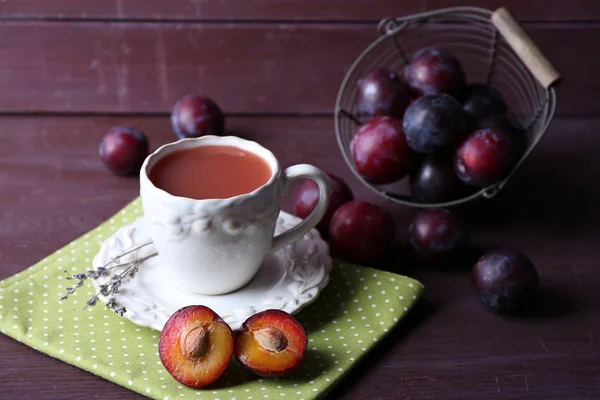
0, 198, 424, 400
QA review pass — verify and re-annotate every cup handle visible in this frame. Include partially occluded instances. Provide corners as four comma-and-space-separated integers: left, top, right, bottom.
271, 164, 332, 252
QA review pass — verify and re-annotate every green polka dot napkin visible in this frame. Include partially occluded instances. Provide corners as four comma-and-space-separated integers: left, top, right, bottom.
0, 198, 423, 400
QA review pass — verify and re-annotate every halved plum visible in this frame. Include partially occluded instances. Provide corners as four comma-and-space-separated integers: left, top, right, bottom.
159, 305, 233, 388
234, 310, 307, 377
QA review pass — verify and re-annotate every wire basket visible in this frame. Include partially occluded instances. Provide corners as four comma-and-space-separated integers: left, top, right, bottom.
334, 7, 561, 208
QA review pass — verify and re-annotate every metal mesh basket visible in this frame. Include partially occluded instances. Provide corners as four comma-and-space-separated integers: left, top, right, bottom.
334, 7, 561, 208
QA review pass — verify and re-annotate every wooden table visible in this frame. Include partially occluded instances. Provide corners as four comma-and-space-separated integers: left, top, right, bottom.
1, 1, 599, 399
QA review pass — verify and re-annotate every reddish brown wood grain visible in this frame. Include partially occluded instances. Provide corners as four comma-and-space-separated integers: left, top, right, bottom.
0, 115, 599, 399
0, 22, 375, 115
0, 0, 598, 22
0, 22, 592, 115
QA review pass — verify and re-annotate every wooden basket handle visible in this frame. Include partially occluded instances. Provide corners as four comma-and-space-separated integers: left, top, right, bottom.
492, 7, 562, 89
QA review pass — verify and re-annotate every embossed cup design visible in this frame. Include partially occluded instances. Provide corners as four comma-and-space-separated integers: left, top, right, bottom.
139, 136, 331, 295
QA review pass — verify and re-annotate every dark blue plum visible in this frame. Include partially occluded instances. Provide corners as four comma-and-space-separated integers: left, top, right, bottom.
404, 47, 467, 100
472, 250, 540, 314
410, 154, 467, 203
463, 83, 507, 122
357, 68, 411, 121
403, 94, 468, 154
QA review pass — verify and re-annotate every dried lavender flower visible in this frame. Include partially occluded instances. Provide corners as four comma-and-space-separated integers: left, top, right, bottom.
58, 241, 156, 316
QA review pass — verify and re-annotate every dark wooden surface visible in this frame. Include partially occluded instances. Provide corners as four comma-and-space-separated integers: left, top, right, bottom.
1, 1, 599, 399
0, 22, 596, 115
1, 0, 599, 21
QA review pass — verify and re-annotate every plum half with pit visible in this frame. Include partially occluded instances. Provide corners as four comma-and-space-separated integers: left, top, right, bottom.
329, 200, 395, 265
357, 68, 411, 120
463, 83, 507, 121
234, 310, 307, 377
99, 126, 149, 177
351, 116, 418, 184
159, 305, 233, 388
454, 127, 522, 187
403, 94, 468, 154
408, 208, 468, 263
410, 154, 467, 203
404, 47, 467, 100
171, 94, 225, 139
294, 172, 354, 237
472, 250, 540, 314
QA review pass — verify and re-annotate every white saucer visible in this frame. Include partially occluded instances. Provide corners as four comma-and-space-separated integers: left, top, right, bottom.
92, 212, 332, 331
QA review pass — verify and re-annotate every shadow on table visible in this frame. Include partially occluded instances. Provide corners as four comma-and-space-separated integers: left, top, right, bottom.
209, 348, 334, 389
454, 151, 600, 232
283, 348, 335, 383
508, 285, 580, 320
373, 241, 489, 278
322, 298, 438, 399
208, 362, 256, 389
295, 271, 358, 336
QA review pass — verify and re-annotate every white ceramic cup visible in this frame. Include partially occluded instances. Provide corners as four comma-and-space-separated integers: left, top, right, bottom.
139, 135, 332, 295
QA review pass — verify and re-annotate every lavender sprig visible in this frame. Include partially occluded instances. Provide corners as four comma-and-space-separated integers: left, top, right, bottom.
59, 241, 156, 316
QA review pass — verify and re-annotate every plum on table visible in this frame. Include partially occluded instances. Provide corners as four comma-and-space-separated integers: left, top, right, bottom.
408, 208, 469, 263
329, 200, 395, 265
99, 126, 149, 177
293, 172, 353, 237
472, 250, 540, 314
171, 94, 225, 139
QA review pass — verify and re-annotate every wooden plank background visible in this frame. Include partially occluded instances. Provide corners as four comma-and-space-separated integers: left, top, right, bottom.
2, 115, 599, 272
0, 22, 594, 115
1, 0, 599, 22
1, 1, 599, 399
1, 115, 599, 400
